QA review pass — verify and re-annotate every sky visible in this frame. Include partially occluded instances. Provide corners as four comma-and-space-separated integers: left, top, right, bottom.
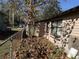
60, 0, 79, 11
1, 0, 79, 11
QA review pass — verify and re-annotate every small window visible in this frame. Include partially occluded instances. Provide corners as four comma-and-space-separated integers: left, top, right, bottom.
51, 21, 62, 38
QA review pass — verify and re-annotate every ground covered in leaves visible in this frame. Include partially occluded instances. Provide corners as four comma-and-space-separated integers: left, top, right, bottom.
16, 37, 68, 59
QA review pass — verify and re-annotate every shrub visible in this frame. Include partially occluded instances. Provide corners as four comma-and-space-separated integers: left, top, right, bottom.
17, 37, 66, 59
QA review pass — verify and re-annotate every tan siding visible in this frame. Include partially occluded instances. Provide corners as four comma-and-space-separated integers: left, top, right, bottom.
71, 18, 79, 36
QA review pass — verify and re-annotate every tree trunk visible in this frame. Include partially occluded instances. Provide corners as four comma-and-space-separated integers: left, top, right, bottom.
12, 9, 15, 28
9, 10, 11, 26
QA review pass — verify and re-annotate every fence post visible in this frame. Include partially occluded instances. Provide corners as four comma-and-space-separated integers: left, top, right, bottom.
10, 37, 13, 59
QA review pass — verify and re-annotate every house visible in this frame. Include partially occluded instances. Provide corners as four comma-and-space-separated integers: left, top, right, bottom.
35, 6, 79, 55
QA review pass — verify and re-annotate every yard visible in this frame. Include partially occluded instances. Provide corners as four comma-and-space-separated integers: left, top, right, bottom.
15, 37, 68, 59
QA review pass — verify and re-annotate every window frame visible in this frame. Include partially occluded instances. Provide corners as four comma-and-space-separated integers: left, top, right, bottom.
51, 21, 62, 38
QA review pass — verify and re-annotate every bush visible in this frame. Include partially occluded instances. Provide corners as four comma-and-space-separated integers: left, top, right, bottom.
17, 37, 66, 59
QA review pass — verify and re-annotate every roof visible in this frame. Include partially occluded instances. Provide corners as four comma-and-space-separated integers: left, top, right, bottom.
35, 6, 79, 23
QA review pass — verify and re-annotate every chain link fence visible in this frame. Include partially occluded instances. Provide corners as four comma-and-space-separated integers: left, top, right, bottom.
0, 30, 23, 59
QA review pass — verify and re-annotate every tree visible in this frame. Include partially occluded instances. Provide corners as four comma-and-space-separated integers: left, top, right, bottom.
24, 0, 46, 36
7, 0, 23, 27
24, 0, 61, 36
41, 0, 61, 20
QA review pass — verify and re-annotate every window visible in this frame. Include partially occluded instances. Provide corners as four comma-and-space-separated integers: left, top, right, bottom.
51, 21, 62, 38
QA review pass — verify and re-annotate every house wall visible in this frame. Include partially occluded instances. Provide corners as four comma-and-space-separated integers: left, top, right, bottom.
66, 17, 79, 54
38, 22, 45, 37
56, 15, 79, 54
36, 14, 79, 55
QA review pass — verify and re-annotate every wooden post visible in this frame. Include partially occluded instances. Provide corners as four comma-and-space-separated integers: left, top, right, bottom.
44, 22, 47, 35
48, 22, 52, 36
10, 37, 13, 59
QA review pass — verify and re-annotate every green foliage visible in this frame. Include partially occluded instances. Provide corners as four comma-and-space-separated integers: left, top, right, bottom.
42, 0, 61, 19
70, 57, 76, 59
